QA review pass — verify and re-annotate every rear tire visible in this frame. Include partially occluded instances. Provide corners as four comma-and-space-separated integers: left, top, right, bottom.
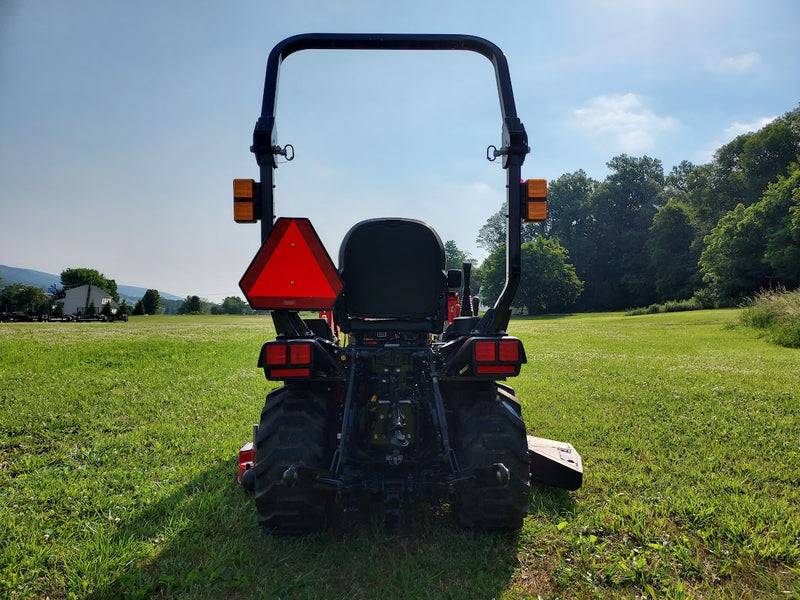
254, 386, 333, 534
452, 386, 530, 530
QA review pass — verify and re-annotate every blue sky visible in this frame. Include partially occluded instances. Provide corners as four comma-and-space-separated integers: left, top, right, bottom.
1, 0, 798, 302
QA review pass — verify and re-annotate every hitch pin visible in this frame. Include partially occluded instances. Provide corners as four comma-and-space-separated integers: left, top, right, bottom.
486, 144, 509, 162
272, 144, 295, 161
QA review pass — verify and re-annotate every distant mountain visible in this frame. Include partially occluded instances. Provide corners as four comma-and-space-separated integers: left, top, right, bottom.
0, 265, 183, 302
116, 285, 184, 303
0, 265, 60, 291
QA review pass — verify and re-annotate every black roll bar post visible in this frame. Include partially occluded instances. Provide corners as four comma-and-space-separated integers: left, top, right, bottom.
250, 33, 529, 334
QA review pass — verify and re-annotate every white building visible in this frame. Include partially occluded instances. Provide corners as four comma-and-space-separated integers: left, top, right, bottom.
59, 284, 119, 316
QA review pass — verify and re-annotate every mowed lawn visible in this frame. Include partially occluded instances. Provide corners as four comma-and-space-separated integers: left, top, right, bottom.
0, 311, 797, 599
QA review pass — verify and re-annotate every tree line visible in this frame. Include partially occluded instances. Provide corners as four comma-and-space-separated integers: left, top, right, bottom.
455, 105, 799, 313
126, 290, 252, 316
1, 268, 122, 317
0, 268, 252, 317
4, 106, 797, 319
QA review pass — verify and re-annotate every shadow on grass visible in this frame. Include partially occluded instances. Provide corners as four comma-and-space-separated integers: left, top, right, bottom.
91, 460, 573, 600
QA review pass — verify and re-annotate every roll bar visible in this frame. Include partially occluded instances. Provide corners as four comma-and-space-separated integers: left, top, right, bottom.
250, 33, 530, 334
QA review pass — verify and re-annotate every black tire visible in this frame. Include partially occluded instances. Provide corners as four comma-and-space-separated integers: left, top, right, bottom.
254, 386, 333, 534
452, 387, 530, 530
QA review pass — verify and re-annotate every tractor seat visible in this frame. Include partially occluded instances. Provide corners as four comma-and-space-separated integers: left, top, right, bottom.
335, 218, 447, 334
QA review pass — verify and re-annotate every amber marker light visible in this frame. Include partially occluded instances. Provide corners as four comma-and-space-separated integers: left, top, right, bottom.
233, 178, 259, 223
524, 178, 547, 222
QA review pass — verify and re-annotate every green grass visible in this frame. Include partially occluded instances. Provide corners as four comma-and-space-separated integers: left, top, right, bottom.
1, 312, 798, 599
741, 287, 800, 348
625, 297, 705, 316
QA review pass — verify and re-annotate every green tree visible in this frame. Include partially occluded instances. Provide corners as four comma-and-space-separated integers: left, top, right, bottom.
476, 209, 507, 255
477, 246, 505, 310
738, 109, 800, 206
118, 299, 132, 316
444, 240, 470, 271
141, 289, 160, 315
700, 204, 768, 298
517, 238, 583, 314
60, 268, 119, 302
47, 283, 65, 299
476, 205, 540, 256
132, 300, 145, 315
664, 160, 697, 195
219, 296, 248, 315
581, 155, 665, 309
675, 162, 718, 240
688, 106, 800, 237
479, 239, 582, 314
545, 170, 599, 301
159, 298, 182, 315
700, 166, 800, 299
179, 295, 206, 315
546, 169, 598, 247
763, 168, 800, 287
647, 200, 701, 301
0, 283, 49, 314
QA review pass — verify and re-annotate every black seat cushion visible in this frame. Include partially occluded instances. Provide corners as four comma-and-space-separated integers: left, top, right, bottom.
337, 218, 446, 325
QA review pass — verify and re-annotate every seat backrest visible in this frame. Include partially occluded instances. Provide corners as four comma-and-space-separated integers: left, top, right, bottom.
336, 218, 446, 332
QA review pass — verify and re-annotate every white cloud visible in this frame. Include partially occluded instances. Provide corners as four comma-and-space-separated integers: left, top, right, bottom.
697, 115, 778, 163
571, 93, 680, 154
723, 116, 777, 139
705, 52, 759, 73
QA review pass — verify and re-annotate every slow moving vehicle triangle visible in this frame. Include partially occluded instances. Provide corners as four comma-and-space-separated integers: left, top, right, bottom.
239, 217, 343, 310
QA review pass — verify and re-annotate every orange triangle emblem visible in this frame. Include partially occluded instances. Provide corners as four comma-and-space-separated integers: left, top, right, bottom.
239, 218, 343, 310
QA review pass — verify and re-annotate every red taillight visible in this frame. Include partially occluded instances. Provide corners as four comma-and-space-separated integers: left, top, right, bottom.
467, 337, 524, 378
270, 367, 311, 378
290, 343, 312, 365
265, 344, 287, 365
474, 341, 496, 362
498, 339, 520, 362
263, 341, 315, 379
476, 364, 517, 375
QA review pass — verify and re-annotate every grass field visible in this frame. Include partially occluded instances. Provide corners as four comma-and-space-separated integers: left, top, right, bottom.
1, 311, 798, 599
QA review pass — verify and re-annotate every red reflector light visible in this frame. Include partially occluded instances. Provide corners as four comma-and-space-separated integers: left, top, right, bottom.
476, 365, 517, 375
270, 367, 311, 378
265, 344, 287, 365
290, 343, 312, 365
474, 341, 496, 362
237, 442, 255, 484
498, 340, 520, 362
238, 444, 255, 467
239, 218, 343, 311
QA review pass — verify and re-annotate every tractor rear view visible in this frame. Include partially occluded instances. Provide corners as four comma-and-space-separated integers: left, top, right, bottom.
233, 34, 582, 533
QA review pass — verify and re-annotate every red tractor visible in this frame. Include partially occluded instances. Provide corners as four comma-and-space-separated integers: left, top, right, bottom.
234, 34, 581, 533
